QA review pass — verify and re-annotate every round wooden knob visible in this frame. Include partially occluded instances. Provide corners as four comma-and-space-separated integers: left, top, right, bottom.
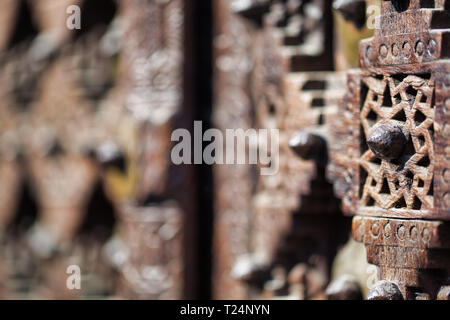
367, 280, 404, 300
289, 131, 325, 160
367, 124, 406, 160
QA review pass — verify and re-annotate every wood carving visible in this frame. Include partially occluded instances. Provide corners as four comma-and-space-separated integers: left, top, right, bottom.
99, 0, 191, 300
213, 0, 355, 300
328, 0, 450, 299
244, 71, 351, 300
0, 0, 448, 301
0, 0, 191, 299
212, 0, 256, 299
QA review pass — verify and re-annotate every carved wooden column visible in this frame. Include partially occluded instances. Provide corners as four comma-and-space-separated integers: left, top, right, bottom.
0, 0, 193, 299
213, 0, 356, 300
212, 0, 258, 299
2, 1, 105, 299
247, 0, 357, 300
247, 70, 351, 300
103, 0, 194, 299
0, 60, 23, 299
328, 0, 450, 299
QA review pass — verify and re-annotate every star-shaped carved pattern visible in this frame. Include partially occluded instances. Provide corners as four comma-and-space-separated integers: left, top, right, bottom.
359, 74, 435, 212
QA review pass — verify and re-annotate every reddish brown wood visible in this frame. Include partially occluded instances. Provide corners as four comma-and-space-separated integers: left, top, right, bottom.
328, 0, 450, 299
213, 0, 353, 300
0, 0, 18, 52
106, 0, 193, 299
115, 203, 184, 299
0, 0, 193, 299
212, 0, 256, 299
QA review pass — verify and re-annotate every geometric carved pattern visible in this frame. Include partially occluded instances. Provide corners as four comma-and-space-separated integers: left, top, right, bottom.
328, 0, 450, 300
359, 74, 435, 213
352, 215, 450, 298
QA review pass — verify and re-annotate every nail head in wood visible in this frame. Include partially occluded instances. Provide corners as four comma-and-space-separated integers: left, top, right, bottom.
366, 124, 406, 160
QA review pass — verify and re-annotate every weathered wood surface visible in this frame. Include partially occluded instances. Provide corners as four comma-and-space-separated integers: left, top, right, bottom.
0, 0, 18, 52
212, 0, 256, 299
328, 0, 450, 299
110, 0, 191, 300
214, 0, 355, 300
0, 0, 448, 301
0, 0, 192, 299
330, 2, 450, 220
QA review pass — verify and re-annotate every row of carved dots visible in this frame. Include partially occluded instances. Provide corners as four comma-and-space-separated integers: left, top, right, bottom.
365, 39, 438, 63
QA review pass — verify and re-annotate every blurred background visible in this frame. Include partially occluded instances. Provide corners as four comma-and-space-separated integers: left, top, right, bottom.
0, 0, 378, 299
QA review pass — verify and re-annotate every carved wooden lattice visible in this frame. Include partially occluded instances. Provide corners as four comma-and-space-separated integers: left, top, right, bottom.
328, 0, 450, 299
359, 74, 435, 213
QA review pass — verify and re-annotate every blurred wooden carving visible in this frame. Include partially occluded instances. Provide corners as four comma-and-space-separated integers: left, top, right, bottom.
213, 0, 353, 300
0, 0, 191, 299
